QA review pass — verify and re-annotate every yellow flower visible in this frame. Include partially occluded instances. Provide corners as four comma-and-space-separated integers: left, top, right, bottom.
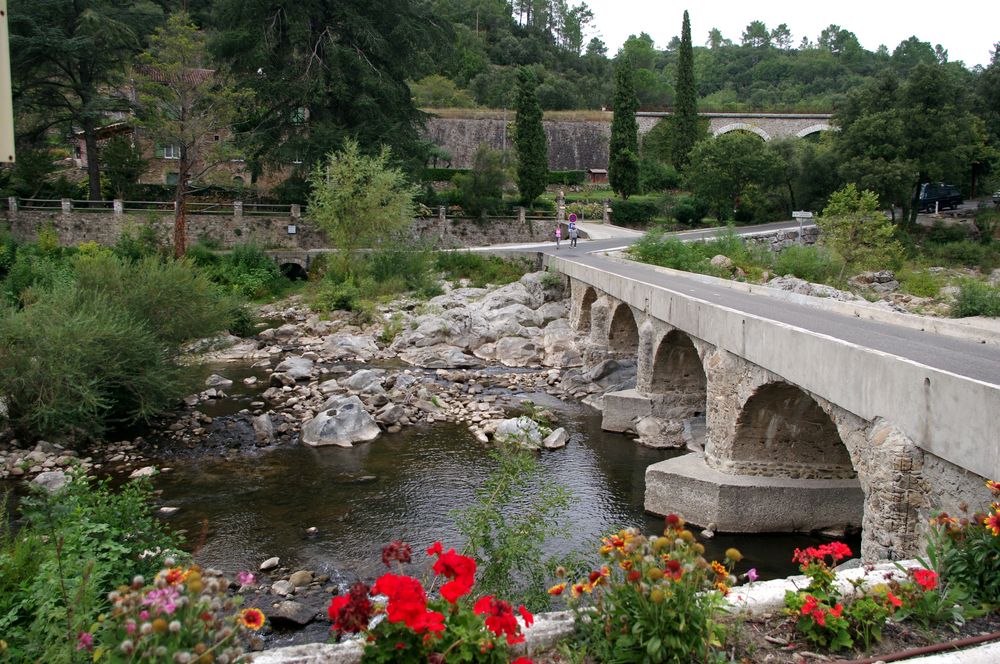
647, 568, 664, 581
650, 588, 665, 604
725, 548, 743, 563
679, 530, 695, 543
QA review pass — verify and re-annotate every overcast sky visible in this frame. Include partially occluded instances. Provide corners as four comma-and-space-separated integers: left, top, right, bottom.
584, 1, 998, 68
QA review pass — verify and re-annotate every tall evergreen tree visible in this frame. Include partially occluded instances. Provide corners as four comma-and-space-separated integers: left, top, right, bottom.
671, 10, 699, 169
608, 57, 639, 199
514, 67, 548, 204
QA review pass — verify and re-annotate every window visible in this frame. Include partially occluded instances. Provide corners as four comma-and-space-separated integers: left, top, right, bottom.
165, 172, 179, 185
157, 144, 181, 160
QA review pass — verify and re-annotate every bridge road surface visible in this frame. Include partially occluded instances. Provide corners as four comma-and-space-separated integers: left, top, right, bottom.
490, 221, 1000, 387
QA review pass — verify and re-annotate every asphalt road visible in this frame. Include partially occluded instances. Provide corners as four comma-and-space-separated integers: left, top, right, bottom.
539, 222, 1000, 387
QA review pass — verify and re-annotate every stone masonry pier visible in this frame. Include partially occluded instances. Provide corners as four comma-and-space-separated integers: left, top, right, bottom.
549, 256, 999, 561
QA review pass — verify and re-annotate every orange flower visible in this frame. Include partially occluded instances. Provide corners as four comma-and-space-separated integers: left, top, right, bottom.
164, 568, 188, 586
986, 480, 1000, 496
985, 512, 1000, 537
547, 583, 566, 596
710, 561, 727, 578
570, 583, 592, 598
239, 608, 266, 631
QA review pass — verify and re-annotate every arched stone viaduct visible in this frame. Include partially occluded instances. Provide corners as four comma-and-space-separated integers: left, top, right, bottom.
636, 112, 833, 141
556, 259, 998, 562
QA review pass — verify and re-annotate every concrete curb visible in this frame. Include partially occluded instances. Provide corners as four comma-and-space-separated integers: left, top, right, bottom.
601, 252, 1000, 348
244, 560, 1000, 663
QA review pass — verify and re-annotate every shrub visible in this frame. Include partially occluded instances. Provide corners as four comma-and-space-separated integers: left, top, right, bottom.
226, 301, 258, 337
547, 170, 586, 186
1, 250, 75, 305
774, 245, 843, 283
951, 281, 1000, 317
610, 199, 658, 227
639, 158, 681, 193
926, 241, 1000, 271
434, 251, 528, 288
897, 268, 942, 298
315, 278, 361, 312
0, 472, 182, 662
671, 195, 708, 226
366, 243, 438, 294
423, 167, 470, 182
112, 221, 161, 262
211, 243, 286, 299
925, 221, 969, 244
568, 516, 737, 663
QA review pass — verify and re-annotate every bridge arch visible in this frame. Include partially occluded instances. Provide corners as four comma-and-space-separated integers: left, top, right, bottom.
279, 262, 309, 280
607, 302, 640, 354
712, 123, 771, 141
574, 285, 598, 333
729, 381, 855, 479
649, 330, 706, 407
795, 122, 832, 138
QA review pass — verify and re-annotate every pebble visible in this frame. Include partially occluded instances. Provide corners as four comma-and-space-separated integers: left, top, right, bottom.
260, 556, 280, 571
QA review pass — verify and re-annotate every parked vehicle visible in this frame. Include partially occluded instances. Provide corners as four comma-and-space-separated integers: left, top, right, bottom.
918, 183, 963, 211
993, 189, 1000, 206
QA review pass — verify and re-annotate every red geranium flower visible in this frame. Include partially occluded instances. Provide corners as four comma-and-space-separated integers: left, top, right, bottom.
427, 543, 477, 603
327, 582, 373, 633
474, 596, 525, 645
372, 574, 445, 634
886, 592, 902, 608
381, 540, 413, 568
517, 604, 534, 628
912, 568, 938, 591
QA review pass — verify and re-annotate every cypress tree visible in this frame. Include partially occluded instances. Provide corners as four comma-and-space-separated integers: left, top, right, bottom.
609, 57, 640, 199
672, 10, 700, 169
514, 67, 548, 205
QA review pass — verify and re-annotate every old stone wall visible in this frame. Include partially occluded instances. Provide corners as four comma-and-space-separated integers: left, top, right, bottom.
2, 209, 553, 251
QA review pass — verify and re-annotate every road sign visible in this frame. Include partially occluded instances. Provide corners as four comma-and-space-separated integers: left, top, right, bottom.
792, 211, 813, 219
0, 0, 14, 163
568, 213, 577, 224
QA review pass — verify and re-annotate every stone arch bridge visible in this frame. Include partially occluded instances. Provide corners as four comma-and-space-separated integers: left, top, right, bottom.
550, 256, 998, 562
636, 112, 833, 141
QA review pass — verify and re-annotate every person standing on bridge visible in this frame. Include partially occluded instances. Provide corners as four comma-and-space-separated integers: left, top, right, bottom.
568, 221, 578, 247
554, 224, 561, 249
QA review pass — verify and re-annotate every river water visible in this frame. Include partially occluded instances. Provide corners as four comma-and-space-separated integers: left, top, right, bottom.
152, 382, 852, 586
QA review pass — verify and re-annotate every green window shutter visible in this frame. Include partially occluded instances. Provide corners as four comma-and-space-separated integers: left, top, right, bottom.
154, 143, 165, 158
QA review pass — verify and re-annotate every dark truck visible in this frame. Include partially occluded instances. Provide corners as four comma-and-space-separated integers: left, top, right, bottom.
918, 183, 963, 211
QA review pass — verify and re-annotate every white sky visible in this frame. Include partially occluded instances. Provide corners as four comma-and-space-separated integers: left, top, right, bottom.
584, 0, 999, 68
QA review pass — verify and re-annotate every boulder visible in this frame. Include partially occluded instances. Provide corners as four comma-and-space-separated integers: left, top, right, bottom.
301, 396, 381, 447
494, 417, 544, 447
342, 369, 384, 393
259, 557, 280, 571
31, 470, 69, 493
266, 600, 315, 627
269, 372, 297, 388
542, 320, 583, 368
399, 344, 483, 369
323, 334, 379, 361
375, 404, 405, 425
205, 374, 234, 390
542, 428, 569, 450
635, 417, 686, 449
252, 413, 276, 445
288, 570, 314, 588
274, 356, 314, 381
129, 466, 157, 479
270, 580, 294, 597
493, 336, 542, 367
709, 255, 734, 270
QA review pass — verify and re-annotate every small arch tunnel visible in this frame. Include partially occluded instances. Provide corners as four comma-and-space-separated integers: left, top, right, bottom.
578, 287, 598, 332
607, 303, 639, 354
279, 262, 309, 281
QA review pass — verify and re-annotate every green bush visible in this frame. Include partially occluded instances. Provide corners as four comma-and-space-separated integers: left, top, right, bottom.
671, 195, 708, 226
547, 170, 586, 186
434, 251, 528, 287
897, 268, 942, 298
951, 281, 1000, 318
774, 245, 843, 283
925, 221, 969, 244
639, 158, 681, 193
112, 221, 161, 262
2, 250, 75, 305
226, 301, 259, 337
0, 472, 181, 663
315, 278, 362, 311
611, 199, 659, 227
424, 167, 470, 182
926, 241, 1000, 271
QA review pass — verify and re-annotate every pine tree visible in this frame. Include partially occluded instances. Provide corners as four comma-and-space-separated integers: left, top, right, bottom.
609, 58, 639, 199
514, 67, 548, 204
672, 10, 700, 169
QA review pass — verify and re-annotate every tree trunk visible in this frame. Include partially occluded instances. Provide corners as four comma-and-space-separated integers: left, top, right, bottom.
81, 118, 102, 202
174, 151, 189, 258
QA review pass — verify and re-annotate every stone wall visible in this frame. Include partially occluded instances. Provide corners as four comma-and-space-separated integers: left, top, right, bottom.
2, 209, 557, 251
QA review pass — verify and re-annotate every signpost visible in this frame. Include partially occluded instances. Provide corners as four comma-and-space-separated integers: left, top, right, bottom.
0, 0, 13, 163
792, 210, 813, 245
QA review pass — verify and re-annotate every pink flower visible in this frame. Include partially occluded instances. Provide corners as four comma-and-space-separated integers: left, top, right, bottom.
237, 571, 256, 586
745, 568, 759, 583
76, 632, 93, 652
142, 586, 180, 615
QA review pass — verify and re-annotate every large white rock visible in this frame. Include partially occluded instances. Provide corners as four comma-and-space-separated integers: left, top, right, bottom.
32, 470, 70, 493
301, 396, 381, 447
542, 428, 569, 449
205, 374, 234, 390
342, 369, 384, 393
493, 336, 543, 367
399, 344, 483, 369
274, 355, 314, 381
494, 416, 544, 447
324, 334, 379, 361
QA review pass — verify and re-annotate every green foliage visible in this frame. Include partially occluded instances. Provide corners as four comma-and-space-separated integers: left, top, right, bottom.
547, 171, 586, 186
0, 472, 181, 662
433, 251, 528, 288
314, 279, 362, 312
671, 10, 699, 169
410, 74, 476, 108
571, 521, 733, 663
453, 442, 571, 611
1, 249, 76, 306
112, 221, 162, 262
951, 281, 1000, 318
424, 168, 470, 182
206, 243, 287, 300
774, 245, 844, 283
670, 195, 708, 226
453, 146, 509, 218
896, 268, 942, 298
99, 135, 148, 200
818, 184, 903, 277
308, 139, 417, 277
638, 156, 680, 194
685, 132, 786, 222
611, 199, 658, 227
514, 67, 548, 204
925, 241, 1000, 271
609, 58, 639, 199
926, 494, 1000, 607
